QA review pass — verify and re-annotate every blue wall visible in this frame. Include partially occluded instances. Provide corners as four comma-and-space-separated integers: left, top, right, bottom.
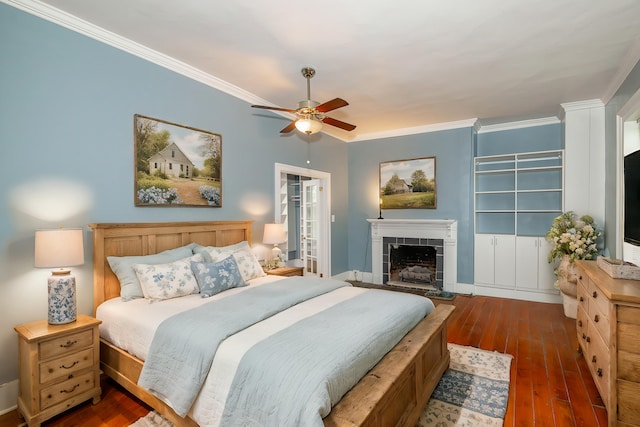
347, 128, 476, 284
0, 3, 348, 385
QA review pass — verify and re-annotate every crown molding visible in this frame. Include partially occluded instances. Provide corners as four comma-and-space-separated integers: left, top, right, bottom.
2, 0, 274, 108
476, 116, 561, 134
348, 118, 479, 142
561, 99, 605, 112
601, 36, 640, 105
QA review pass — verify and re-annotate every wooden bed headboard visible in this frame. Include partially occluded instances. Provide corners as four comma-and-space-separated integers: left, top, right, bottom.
89, 221, 253, 314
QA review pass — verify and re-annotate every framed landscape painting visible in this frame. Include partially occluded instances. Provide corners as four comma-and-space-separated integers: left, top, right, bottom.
134, 114, 222, 207
380, 156, 436, 209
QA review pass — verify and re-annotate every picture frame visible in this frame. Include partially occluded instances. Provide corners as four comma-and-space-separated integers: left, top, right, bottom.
379, 156, 436, 209
134, 114, 222, 207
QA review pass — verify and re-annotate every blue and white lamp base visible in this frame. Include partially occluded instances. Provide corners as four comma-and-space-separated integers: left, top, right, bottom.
48, 271, 77, 324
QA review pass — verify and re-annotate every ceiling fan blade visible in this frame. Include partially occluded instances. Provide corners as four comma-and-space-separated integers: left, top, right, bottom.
315, 98, 349, 113
280, 120, 298, 133
322, 116, 356, 131
252, 104, 296, 113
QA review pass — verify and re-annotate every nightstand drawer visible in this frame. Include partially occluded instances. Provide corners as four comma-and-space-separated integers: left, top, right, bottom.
39, 348, 94, 384
40, 370, 95, 410
39, 329, 93, 360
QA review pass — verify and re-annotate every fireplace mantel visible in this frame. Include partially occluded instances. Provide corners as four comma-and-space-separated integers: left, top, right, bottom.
367, 219, 457, 290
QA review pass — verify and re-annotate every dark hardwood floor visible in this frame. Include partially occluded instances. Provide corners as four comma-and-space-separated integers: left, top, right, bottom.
1, 293, 605, 426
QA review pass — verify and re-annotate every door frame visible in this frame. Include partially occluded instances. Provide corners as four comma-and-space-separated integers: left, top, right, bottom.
274, 163, 331, 278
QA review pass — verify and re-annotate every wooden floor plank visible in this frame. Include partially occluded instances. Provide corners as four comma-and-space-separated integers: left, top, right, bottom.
0, 292, 606, 427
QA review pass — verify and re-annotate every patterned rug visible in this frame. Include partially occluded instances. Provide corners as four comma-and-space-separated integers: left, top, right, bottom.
417, 343, 513, 426
130, 344, 512, 427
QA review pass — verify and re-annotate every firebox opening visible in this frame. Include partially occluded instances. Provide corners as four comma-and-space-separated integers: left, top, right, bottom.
388, 244, 438, 289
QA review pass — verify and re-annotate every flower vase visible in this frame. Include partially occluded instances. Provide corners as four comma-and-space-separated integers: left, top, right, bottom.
556, 254, 578, 318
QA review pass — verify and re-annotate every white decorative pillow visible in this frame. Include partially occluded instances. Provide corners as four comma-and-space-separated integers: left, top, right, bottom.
199, 241, 266, 282
133, 254, 202, 301
107, 244, 197, 301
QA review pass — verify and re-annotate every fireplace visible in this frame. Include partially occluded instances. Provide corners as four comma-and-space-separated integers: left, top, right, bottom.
367, 219, 457, 291
386, 240, 443, 290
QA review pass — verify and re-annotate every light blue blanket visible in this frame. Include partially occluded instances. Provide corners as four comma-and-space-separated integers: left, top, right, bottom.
218, 288, 433, 426
138, 277, 348, 416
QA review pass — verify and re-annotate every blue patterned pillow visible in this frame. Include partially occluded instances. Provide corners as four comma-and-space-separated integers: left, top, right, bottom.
191, 256, 248, 298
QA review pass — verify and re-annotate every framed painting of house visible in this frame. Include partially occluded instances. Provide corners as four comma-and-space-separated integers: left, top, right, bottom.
134, 114, 222, 207
380, 156, 436, 209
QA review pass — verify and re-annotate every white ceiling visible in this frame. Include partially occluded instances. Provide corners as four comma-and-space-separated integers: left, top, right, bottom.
9, 0, 640, 141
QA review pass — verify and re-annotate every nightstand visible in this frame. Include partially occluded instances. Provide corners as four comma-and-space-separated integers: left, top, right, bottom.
266, 266, 304, 277
14, 314, 102, 427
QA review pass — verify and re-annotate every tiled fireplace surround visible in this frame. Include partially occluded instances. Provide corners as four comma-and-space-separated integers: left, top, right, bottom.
367, 219, 457, 291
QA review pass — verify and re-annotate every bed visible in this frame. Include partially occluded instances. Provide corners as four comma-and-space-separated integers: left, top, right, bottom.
90, 221, 454, 426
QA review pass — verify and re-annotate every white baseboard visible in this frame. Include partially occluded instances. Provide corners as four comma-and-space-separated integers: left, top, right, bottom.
0, 379, 18, 416
472, 284, 562, 304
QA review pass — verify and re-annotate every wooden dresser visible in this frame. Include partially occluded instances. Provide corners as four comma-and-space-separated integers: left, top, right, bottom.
14, 315, 102, 427
575, 260, 640, 426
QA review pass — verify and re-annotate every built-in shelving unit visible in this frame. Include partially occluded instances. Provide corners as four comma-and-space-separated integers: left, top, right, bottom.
474, 150, 564, 236
473, 150, 564, 299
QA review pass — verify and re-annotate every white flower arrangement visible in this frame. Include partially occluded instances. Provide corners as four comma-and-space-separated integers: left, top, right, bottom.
546, 211, 601, 263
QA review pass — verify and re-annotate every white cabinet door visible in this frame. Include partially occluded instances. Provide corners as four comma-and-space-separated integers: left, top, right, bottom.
537, 238, 557, 292
474, 234, 495, 285
516, 237, 557, 292
516, 237, 540, 290
494, 235, 516, 287
475, 234, 515, 288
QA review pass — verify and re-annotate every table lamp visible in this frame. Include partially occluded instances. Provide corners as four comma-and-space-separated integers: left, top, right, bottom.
34, 228, 84, 324
263, 223, 286, 266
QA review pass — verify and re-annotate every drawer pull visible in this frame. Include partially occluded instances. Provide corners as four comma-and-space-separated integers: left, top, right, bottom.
586, 336, 591, 343
592, 291, 598, 298
61, 384, 79, 394
582, 333, 586, 340
592, 355, 597, 363
597, 368, 603, 377
578, 320, 583, 327
579, 296, 584, 302
594, 314, 599, 323
60, 361, 78, 370
60, 340, 77, 348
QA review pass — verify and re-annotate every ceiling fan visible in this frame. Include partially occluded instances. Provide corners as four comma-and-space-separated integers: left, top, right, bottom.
251, 67, 356, 135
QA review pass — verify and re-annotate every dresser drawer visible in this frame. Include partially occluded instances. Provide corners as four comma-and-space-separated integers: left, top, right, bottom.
586, 277, 609, 320
39, 329, 93, 360
577, 276, 589, 312
40, 370, 95, 410
39, 348, 94, 384
587, 321, 611, 408
576, 305, 589, 352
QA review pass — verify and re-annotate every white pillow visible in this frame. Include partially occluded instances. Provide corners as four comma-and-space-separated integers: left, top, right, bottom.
199, 241, 266, 282
133, 254, 202, 301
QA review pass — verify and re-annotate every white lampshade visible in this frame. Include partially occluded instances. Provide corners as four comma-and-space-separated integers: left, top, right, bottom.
35, 228, 84, 324
263, 223, 286, 245
295, 117, 323, 135
35, 228, 84, 268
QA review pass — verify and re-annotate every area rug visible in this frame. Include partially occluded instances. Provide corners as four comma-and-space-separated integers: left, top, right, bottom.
416, 343, 513, 426
130, 344, 512, 427
129, 411, 174, 427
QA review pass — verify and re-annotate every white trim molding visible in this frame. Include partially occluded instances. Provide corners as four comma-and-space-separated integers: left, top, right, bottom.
477, 116, 561, 133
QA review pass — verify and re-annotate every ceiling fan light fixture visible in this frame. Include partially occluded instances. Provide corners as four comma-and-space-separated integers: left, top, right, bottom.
295, 117, 323, 135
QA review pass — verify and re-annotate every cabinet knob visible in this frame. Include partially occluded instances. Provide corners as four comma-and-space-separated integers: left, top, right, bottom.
597, 368, 603, 377
592, 291, 598, 298
578, 320, 583, 327
592, 355, 597, 363
594, 315, 599, 323
579, 296, 584, 302
586, 336, 591, 343
582, 333, 586, 340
